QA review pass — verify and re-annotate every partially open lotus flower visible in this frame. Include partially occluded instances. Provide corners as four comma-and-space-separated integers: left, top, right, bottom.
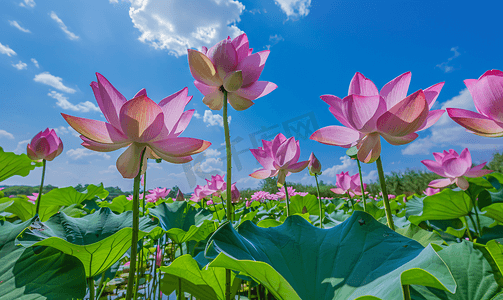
26, 128, 63, 161
331, 172, 364, 196
421, 148, 493, 190
231, 183, 240, 203
310, 72, 444, 163
62, 73, 211, 178
187, 33, 277, 111
249, 133, 310, 185
205, 174, 227, 194
190, 184, 213, 202
147, 187, 171, 203
447, 70, 503, 137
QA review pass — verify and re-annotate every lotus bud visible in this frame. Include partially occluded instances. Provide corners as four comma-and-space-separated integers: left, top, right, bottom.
26, 128, 63, 161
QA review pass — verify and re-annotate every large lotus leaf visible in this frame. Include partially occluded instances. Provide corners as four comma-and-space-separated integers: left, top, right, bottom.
482, 203, 503, 223
410, 241, 503, 300
378, 214, 411, 229
354, 201, 385, 220
0, 147, 41, 182
0, 219, 86, 299
16, 208, 160, 277
405, 195, 425, 219
149, 201, 217, 244
98, 195, 133, 213
479, 226, 503, 244
0, 197, 14, 212
408, 189, 472, 225
396, 223, 446, 247
206, 211, 456, 300
485, 240, 503, 287
4, 197, 59, 221
323, 210, 350, 227
40, 184, 108, 207
290, 194, 321, 215
160, 254, 241, 300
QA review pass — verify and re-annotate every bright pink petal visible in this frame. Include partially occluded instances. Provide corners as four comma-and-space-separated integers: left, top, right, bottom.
343, 95, 382, 132
310, 126, 362, 148
421, 159, 447, 177
62, 113, 128, 144
236, 50, 269, 87
447, 108, 503, 137
465, 162, 493, 178
150, 137, 211, 157
442, 156, 470, 178
348, 72, 379, 96
455, 177, 470, 190
92, 73, 128, 130
423, 82, 444, 109
187, 49, 221, 86
207, 39, 238, 79
377, 90, 428, 137
415, 110, 445, 132
235, 81, 277, 100
158, 87, 192, 133
134, 88, 147, 98
169, 109, 194, 138
202, 89, 224, 110
119, 96, 164, 143
250, 169, 274, 179
275, 137, 297, 167
228, 93, 254, 111
81, 136, 130, 152
232, 33, 250, 63
194, 80, 219, 96
320, 95, 353, 129
330, 188, 345, 195
465, 71, 503, 123
250, 148, 274, 170
149, 148, 193, 164
116, 144, 148, 179
357, 133, 381, 163
380, 71, 412, 109
380, 132, 418, 146
429, 178, 454, 188
271, 133, 287, 155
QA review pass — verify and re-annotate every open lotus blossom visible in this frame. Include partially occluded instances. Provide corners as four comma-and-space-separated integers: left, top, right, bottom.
447, 70, 503, 137
276, 186, 308, 200
187, 33, 277, 111
377, 192, 396, 199
421, 148, 493, 190
249, 133, 310, 185
62, 73, 211, 178
331, 172, 365, 196
423, 187, 441, 196
190, 184, 213, 202
310, 72, 445, 163
205, 174, 227, 195
27, 128, 63, 161
147, 187, 171, 203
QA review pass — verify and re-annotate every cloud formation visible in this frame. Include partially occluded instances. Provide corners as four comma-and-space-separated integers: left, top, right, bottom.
19, 0, 35, 8
127, 0, 245, 56
0, 130, 14, 139
436, 47, 460, 73
67, 148, 111, 160
274, 0, 311, 19
47, 91, 100, 113
31, 58, 39, 68
265, 34, 284, 49
9, 20, 31, 33
12, 61, 28, 70
50, 11, 80, 40
34, 72, 76, 93
203, 110, 231, 127
322, 156, 356, 177
53, 125, 80, 137
0, 43, 17, 57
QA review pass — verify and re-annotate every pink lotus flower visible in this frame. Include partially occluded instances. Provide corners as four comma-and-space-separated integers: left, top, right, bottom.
187, 33, 277, 111
310, 72, 444, 163
251, 191, 270, 202
249, 133, 310, 185
147, 187, 171, 203
62, 73, 211, 178
421, 148, 493, 190
276, 186, 297, 200
447, 70, 503, 137
206, 174, 227, 194
231, 183, 240, 203
190, 184, 213, 202
308, 152, 322, 175
331, 172, 365, 195
156, 245, 162, 267
27, 128, 63, 161
27, 193, 39, 203
423, 187, 441, 196
206, 199, 214, 205
127, 193, 145, 201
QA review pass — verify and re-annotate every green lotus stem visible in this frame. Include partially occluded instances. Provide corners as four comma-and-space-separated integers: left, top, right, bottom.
34, 159, 46, 217
468, 213, 480, 237
135, 169, 147, 300
403, 285, 411, 300
314, 174, 323, 228
96, 272, 105, 300
125, 148, 146, 300
356, 159, 367, 212
376, 156, 395, 231
346, 192, 354, 210
221, 196, 228, 218
88, 277, 95, 300
178, 277, 183, 300
465, 216, 473, 241
222, 89, 233, 300
472, 199, 482, 236
179, 243, 183, 256
284, 181, 291, 217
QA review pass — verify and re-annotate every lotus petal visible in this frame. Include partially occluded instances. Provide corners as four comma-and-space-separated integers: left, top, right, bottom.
61, 113, 128, 144
348, 72, 379, 96
119, 95, 165, 143
380, 71, 412, 109
202, 89, 224, 110
235, 81, 277, 100
151, 137, 211, 157
187, 49, 221, 86
236, 50, 269, 87
227, 92, 254, 111
158, 87, 192, 133
447, 108, 503, 137
93, 73, 128, 130
116, 144, 148, 178
357, 132, 381, 163
310, 126, 362, 148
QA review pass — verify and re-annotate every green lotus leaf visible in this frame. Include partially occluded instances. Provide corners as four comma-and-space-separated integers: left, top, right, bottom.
0, 147, 41, 182
324, 210, 351, 227
16, 208, 159, 277
257, 218, 283, 228
4, 197, 59, 221
98, 195, 133, 213
290, 194, 321, 215
485, 240, 503, 287
0, 219, 86, 299
160, 254, 241, 300
206, 211, 456, 300
482, 203, 503, 223
410, 241, 503, 299
149, 201, 217, 244
354, 201, 385, 220
40, 184, 108, 207
408, 189, 472, 225
478, 226, 503, 244
396, 223, 446, 247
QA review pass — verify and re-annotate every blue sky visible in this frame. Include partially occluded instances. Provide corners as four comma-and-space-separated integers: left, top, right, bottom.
1, 0, 502, 193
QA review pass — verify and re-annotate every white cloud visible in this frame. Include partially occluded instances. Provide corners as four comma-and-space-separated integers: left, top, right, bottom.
204, 148, 222, 157
0, 43, 16, 57
19, 0, 35, 8
34, 72, 76, 94
236, 175, 261, 189
274, 0, 311, 19
47, 90, 100, 113
402, 88, 503, 155
53, 125, 80, 137
127, 0, 245, 56
9, 20, 31, 33
50, 11, 80, 41
67, 148, 110, 160
362, 170, 378, 184
147, 161, 163, 170
99, 165, 117, 174
0, 130, 14, 139
436, 47, 460, 73
14, 139, 30, 154
109, 0, 119, 3
203, 110, 231, 127
323, 156, 356, 177
193, 157, 224, 174
12, 61, 27, 70
265, 34, 284, 50
193, 110, 202, 119
31, 58, 39, 68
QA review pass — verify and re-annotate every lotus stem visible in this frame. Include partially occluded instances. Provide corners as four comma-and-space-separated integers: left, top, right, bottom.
284, 181, 291, 217
88, 277, 95, 300
220, 196, 227, 219
347, 192, 354, 210
356, 159, 367, 212
178, 277, 183, 300
96, 272, 106, 300
403, 285, 411, 300
314, 174, 323, 228
135, 170, 147, 300
468, 213, 480, 237
375, 156, 395, 231
125, 148, 146, 300
464, 216, 473, 241
472, 198, 482, 236
34, 159, 46, 217
222, 89, 232, 300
